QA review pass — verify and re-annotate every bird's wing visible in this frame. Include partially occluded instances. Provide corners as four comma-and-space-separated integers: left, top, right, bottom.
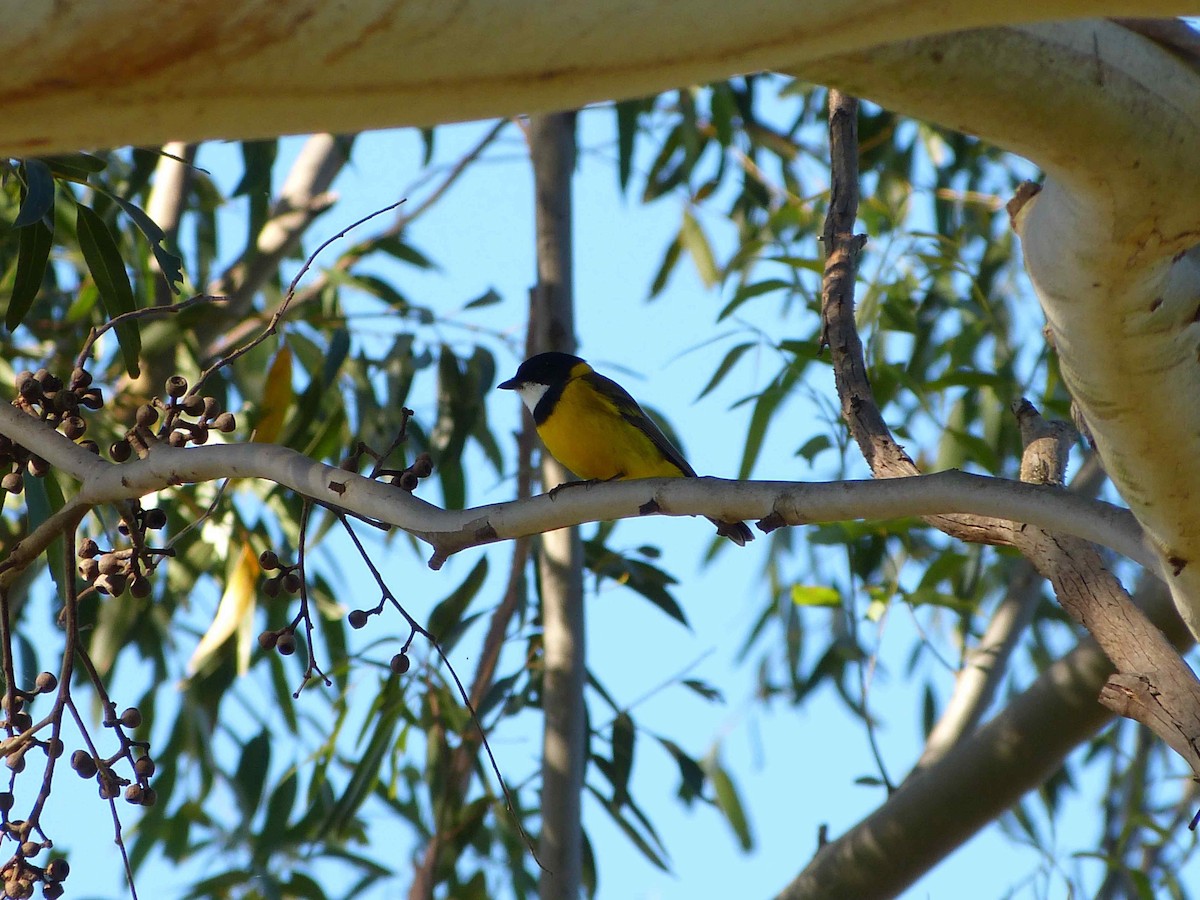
582, 371, 698, 477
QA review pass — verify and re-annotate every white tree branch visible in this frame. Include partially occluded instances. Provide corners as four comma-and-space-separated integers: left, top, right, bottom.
786, 20, 1200, 630
1, 5, 1193, 156
0, 402, 1157, 575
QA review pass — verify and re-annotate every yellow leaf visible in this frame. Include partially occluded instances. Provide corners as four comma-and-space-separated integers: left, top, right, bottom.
680, 208, 720, 288
790, 584, 841, 607
254, 345, 293, 443
188, 542, 258, 676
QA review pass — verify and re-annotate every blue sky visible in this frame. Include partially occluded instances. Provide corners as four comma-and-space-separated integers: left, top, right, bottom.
28, 102, 1199, 899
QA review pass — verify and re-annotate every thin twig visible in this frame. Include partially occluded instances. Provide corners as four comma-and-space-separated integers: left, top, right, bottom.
74, 294, 229, 370
190, 200, 406, 397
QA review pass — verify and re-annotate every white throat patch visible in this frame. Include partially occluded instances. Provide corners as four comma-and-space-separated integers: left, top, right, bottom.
514, 382, 549, 415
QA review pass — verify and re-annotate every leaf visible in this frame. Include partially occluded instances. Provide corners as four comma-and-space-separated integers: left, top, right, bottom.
655, 737, 705, 804
110, 194, 185, 293
76, 202, 141, 376
680, 678, 723, 703
585, 543, 688, 628
696, 342, 753, 400
610, 712, 635, 806
258, 771, 299, 860
13, 160, 55, 227
233, 729, 272, 819
717, 277, 793, 321
795, 434, 833, 464
615, 99, 642, 191
38, 152, 108, 179
709, 82, 736, 147
6, 220, 53, 330
736, 366, 800, 480
704, 750, 754, 851
22, 471, 66, 598
680, 208, 719, 287
319, 678, 403, 841
426, 556, 488, 645
253, 345, 294, 443
649, 234, 682, 299
585, 784, 670, 871
372, 234, 435, 269
791, 584, 842, 607
188, 543, 259, 676
463, 287, 502, 309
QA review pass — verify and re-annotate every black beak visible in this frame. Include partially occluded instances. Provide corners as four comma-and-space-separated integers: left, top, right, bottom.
497, 376, 520, 391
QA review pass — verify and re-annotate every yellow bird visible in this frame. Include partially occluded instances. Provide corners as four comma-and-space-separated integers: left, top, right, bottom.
498, 352, 753, 545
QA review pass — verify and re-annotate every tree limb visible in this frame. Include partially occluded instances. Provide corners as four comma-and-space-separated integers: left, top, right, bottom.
3, 7, 1195, 156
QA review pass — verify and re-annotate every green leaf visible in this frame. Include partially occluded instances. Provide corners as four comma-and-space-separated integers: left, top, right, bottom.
704, 751, 754, 851
680, 678, 723, 703
76, 202, 141, 376
795, 434, 833, 464
111, 194, 185, 293
718, 277, 797, 321
13, 160, 55, 227
649, 234, 682, 299
791, 584, 842, 607
38, 152, 108, 179
710, 82, 736, 147
464, 287, 502, 309
372, 234, 435, 270
680, 208, 719, 287
615, 99, 641, 191
6, 219, 53, 330
257, 771, 298, 861
22, 472, 66, 598
736, 365, 801, 480
319, 678, 403, 841
233, 729, 272, 819
610, 712, 635, 806
655, 737, 705, 804
585, 784, 670, 871
585, 543, 688, 628
696, 342, 753, 400
427, 556, 488, 645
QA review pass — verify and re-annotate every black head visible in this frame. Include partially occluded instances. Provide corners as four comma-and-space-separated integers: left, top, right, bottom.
498, 352, 587, 390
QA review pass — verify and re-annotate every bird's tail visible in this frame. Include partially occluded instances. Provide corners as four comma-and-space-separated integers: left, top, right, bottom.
708, 517, 754, 546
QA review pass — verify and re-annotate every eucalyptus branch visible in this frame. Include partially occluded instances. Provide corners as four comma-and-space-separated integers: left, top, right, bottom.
0, 403, 1157, 580
73, 294, 229, 370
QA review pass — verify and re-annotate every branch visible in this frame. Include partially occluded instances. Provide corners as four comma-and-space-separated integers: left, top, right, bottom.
792, 20, 1200, 632
526, 110, 584, 900
209, 133, 348, 311
4, 7, 1196, 156
779, 576, 1191, 900
0, 401, 1156, 579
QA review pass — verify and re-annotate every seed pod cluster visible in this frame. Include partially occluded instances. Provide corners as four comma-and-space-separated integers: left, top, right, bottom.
258, 550, 302, 599
110, 375, 238, 461
68, 701, 158, 809
257, 628, 300, 658
77, 502, 171, 598
394, 451, 434, 492
2, 367, 106, 493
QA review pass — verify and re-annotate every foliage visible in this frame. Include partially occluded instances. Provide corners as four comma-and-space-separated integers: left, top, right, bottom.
0, 75, 1193, 900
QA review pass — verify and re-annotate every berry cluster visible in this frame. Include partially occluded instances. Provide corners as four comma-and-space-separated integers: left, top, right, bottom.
0, 838, 68, 898
393, 452, 433, 492
111, 375, 236, 461
1, 368, 104, 494
0, 674, 75, 898
68, 704, 156, 809
76, 502, 172, 598
257, 551, 303, 657
1, 675, 62, 774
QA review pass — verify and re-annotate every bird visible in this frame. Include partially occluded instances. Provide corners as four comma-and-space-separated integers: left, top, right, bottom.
498, 351, 754, 545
